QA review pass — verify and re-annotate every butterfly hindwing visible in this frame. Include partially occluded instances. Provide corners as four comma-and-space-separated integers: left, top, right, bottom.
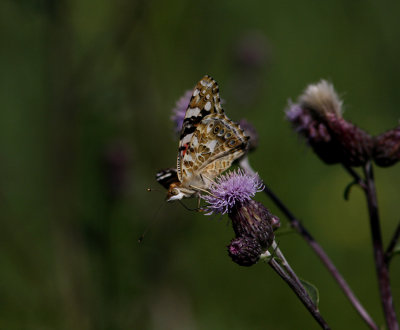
179, 113, 248, 188
156, 168, 178, 190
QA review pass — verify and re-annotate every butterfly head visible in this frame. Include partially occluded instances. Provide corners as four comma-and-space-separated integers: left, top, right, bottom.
166, 182, 194, 202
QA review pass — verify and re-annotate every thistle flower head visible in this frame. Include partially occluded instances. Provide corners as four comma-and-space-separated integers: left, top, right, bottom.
201, 169, 264, 215
230, 199, 275, 249
286, 80, 373, 167
171, 90, 192, 134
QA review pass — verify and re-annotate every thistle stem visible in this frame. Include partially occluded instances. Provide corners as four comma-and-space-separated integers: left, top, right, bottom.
266, 254, 330, 329
240, 157, 378, 330
362, 162, 399, 330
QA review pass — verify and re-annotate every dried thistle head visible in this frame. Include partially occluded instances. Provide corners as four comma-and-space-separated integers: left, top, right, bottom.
298, 80, 343, 118
286, 80, 373, 167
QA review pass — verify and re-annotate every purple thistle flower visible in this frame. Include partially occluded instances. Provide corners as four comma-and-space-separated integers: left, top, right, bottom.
201, 169, 264, 215
171, 90, 192, 134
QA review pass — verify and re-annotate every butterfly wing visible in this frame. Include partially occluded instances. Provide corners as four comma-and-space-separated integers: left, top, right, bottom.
177, 75, 223, 181
179, 113, 249, 189
156, 168, 178, 189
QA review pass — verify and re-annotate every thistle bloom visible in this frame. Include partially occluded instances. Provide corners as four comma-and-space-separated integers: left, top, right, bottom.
202, 169, 277, 266
286, 80, 373, 167
201, 169, 264, 215
171, 90, 192, 134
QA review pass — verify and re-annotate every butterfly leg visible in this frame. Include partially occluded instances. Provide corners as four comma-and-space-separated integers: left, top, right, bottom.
188, 184, 214, 196
200, 173, 215, 185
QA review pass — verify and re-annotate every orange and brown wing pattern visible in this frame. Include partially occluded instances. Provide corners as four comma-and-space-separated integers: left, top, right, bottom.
177, 75, 223, 181
180, 113, 249, 189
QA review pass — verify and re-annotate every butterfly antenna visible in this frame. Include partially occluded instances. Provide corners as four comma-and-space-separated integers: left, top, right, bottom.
138, 202, 165, 243
147, 187, 163, 193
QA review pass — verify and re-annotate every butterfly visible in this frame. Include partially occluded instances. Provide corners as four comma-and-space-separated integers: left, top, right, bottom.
157, 75, 249, 202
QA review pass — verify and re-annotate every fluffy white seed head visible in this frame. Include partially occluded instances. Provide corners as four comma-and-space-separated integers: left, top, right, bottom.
299, 80, 343, 118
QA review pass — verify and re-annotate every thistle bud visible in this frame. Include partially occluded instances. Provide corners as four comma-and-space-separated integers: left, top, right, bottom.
373, 125, 400, 167
230, 199, 275, 249
286, 80, 373, 167
228, 237, 262, 267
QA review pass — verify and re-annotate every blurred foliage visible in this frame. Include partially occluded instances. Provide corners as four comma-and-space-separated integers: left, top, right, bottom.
0, 0, 400, 329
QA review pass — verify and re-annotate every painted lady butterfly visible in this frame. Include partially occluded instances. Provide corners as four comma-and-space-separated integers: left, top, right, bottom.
157, 75, 249, 202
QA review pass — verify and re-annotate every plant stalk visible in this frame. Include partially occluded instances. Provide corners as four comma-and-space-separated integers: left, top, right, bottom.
362, 162, 398, 330
266, 253, 330, 329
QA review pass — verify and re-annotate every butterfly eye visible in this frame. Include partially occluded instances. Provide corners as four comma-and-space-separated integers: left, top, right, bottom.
172, 189, 179, 195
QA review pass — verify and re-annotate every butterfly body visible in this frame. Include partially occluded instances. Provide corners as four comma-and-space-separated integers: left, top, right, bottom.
158, 75, 249, 202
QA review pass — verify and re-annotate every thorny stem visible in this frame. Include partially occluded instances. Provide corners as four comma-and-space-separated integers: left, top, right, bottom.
266, 251, 330, 329
362, 162, 399, 330
385, 220, 400, 266
240, 157, 378, 330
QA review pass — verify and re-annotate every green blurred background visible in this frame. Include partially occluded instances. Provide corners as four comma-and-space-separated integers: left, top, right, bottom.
1, 0, 400, 329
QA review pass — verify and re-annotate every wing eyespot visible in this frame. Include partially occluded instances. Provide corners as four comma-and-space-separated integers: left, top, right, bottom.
227, 139, 237, 148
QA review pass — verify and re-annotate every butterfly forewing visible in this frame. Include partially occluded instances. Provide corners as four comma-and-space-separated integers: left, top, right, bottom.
156, 168, 178, 189
177, 75, 223, 181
